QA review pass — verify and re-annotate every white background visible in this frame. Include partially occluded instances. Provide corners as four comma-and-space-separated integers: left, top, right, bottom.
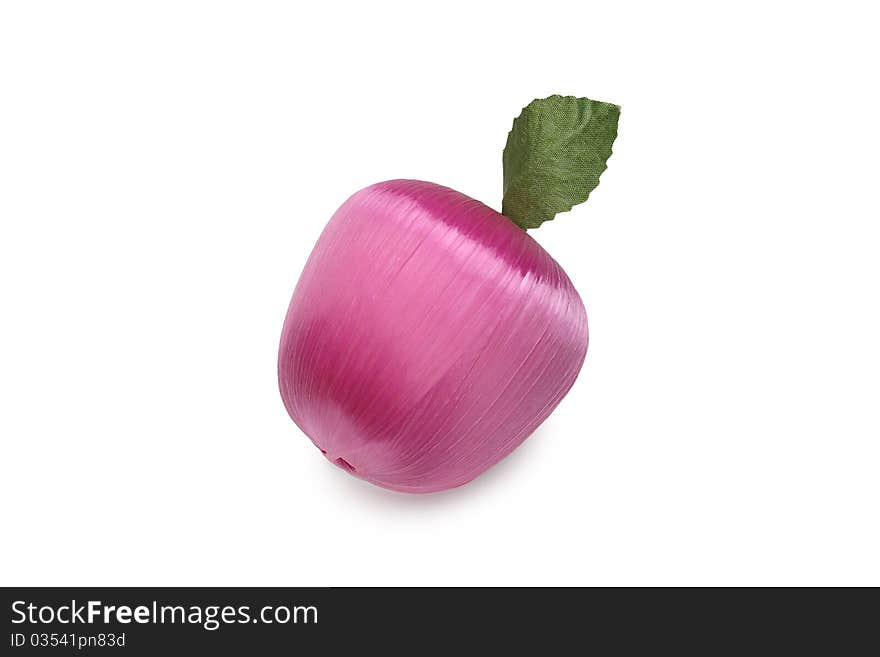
1, 1, 878, 586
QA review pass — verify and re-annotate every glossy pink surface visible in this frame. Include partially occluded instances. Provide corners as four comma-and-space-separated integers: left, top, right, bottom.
278, 180, 588, 492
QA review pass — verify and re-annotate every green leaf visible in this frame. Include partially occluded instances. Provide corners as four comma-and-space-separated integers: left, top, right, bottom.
502, 95, 620, 230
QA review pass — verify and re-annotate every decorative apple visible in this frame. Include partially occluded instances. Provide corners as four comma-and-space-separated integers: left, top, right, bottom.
278, 95, 620, 492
